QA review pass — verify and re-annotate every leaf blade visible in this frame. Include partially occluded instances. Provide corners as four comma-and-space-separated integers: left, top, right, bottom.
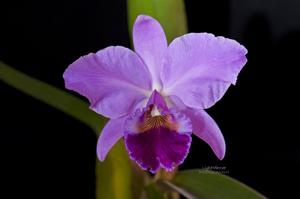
167, 170, 267, 199
0, 61, 135, 199
0, 61, 105, 133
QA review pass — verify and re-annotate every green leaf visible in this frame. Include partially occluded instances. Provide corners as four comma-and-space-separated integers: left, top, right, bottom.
165, 170, 267, 199
127, 0, 188, 43
0, 61, 105, 133
0, 61, 135, 199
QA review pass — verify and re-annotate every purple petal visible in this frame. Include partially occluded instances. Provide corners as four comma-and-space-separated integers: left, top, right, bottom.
183, 108, 226, 160
133, 15, 168, 89
96, 117, 126, 161
63, 46, 152, 119
124, 109, 192, 173
161, 33, 247, 109
125, 128, 191, 173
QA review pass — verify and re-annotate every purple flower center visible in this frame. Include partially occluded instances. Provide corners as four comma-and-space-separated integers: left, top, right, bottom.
124, 91, 192, 173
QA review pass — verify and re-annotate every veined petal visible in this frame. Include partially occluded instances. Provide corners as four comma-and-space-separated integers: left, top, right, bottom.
133, 15, 168, 90
183, 108, 226, 160
63, 46, 152, 118
124, 108, 192, 173
97, 117, 127, 161
161, 33, 247, 109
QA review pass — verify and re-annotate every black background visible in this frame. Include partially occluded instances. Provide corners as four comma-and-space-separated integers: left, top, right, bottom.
1, 0, 299, 198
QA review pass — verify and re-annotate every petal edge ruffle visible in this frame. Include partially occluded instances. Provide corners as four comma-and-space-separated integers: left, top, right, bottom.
63, 46, 152, 118
161, 33, 247, 109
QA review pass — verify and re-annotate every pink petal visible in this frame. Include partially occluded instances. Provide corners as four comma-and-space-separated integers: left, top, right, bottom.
183, 108, 226, 160
162, 33, 247, 109
63, 46, 152, 118
96, 117, 126, 161
133, 15, 168, 89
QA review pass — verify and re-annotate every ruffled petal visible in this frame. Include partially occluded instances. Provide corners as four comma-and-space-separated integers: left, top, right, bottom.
133, 15, 168, 89
63, 46, 152, 118
161, 33, 247, 109
124, 109, 192, 173
96, 117, 126, 161
125, 128, 191, 173
183, 108, 226, 160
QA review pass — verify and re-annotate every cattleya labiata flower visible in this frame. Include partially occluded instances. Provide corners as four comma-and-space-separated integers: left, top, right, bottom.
63, 15, 247, 173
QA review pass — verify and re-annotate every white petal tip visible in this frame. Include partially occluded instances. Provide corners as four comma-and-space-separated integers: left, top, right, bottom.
97, 153, 106, 162
217, 153, 225, 160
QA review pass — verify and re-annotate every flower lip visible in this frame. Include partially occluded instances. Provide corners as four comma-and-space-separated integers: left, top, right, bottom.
125, 127, 192, 173
124, 98, 193, 172
123, 89, 193, 172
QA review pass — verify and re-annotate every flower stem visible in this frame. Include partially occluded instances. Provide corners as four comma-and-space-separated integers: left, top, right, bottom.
153, 168, 180, 199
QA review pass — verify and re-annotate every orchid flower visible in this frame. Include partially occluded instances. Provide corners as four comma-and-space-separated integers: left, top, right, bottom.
63, 15, 247, 173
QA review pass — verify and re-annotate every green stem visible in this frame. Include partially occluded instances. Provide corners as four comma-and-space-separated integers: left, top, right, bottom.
153, 169, 180, 199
